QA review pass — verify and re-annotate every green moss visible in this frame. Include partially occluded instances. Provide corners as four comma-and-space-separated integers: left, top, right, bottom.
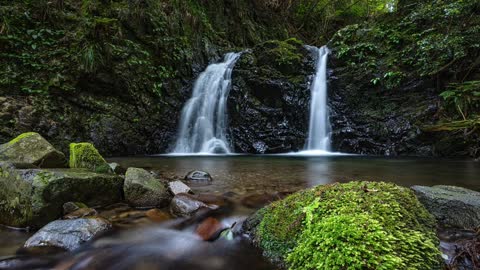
266, 39, 303, 66
256, 181, 442, 269
0, 165, 33, 227
69, 142, 110, 173
8, 132, 39, 145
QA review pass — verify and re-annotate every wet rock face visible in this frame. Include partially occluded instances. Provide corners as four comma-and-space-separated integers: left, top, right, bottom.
327, 52, 437, 156
24, 218, 112, 251
229, 39, 314, 153
412, 185, 480, 230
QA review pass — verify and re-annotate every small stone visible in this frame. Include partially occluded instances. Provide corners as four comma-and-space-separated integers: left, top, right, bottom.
63, 202, 88, 215
63, 208, 97, 219
168, 180, 192, 195
145, 209, 171, 222
109, 162, 126, 174
184, 170, 212, 182
196, 217, 224, 241
170, 194, 209, 217
24, 218, 112, 251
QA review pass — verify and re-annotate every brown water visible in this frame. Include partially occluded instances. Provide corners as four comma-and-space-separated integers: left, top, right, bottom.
111, 155, 480, 194
1, 156, 479, 269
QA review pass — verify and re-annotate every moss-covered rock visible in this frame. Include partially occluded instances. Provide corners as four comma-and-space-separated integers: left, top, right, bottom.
0, 167, 123, 228
0, 132, 66, 168
124, 168, 170, 208
247, 181, 442, 269
69, 143, 111, 173
0, 164, 33, 227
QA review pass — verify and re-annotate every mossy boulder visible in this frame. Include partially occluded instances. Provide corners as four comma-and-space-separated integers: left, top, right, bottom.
0, 167, 123, 228
0, 132, 66, 168
246, 181, 443, 269
0, 164, 34, 227
69, 143, 111, 173
124, 168, 171, 208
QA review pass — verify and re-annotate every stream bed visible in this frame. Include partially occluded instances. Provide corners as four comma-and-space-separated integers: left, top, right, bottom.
1, 155, 479, 269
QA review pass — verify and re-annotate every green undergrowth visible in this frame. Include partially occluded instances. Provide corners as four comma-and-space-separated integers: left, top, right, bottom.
255, 181, 442, 269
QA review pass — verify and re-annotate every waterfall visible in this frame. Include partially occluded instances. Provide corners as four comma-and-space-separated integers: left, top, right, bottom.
173, 52, 241, 154
305, 46, 332, 151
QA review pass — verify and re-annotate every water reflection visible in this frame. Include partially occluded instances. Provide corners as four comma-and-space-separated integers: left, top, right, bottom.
110, 156, 480, 193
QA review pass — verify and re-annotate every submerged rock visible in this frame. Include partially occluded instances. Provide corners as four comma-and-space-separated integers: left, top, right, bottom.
24, 218, 111, 251
124, 168, 170, 208
185, 170, 212, 182
245, 181, 442, 269
168, 180, 192, 195
0, 166, 123, 228
69, 143, 112, 173
0, 132, 66, 168
412, 185, 480, 229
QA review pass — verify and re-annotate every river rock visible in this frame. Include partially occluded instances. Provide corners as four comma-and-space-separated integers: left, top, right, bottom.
0, 132, 66, 168
69, 143, 112, 173
109, 162, 126, 174
170, 194, 209, 217
63, 202, 88, 215
64, 208, 98, 219
196, 217, 225, 241
168, 180, 192, 195
0, 165, 124, 228
24, 218, 112, 251
412, 185, 480, 229
185, 170, 212, 182
124, 168, 170, 208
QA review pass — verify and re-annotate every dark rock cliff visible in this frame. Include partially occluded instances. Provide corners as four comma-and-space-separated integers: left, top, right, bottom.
229, 39, 314, 153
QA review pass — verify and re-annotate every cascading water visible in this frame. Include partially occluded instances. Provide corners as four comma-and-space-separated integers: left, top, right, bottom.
305, 46, 332, 152
173, 52, 241, 154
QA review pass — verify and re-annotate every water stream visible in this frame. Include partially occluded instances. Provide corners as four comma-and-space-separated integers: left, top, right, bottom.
304, 46, 332, 153
173, 53, 241, 154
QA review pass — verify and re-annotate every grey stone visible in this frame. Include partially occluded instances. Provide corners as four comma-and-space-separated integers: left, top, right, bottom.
124, 168, 170, 208
185, 170, 212, 182
170, 194, 208, 217
0, 132, 66, 168
24, 218, 111, 251
168, 180, 192, 195
412, 185, 480, 229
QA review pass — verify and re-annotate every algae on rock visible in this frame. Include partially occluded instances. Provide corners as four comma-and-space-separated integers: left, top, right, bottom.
69, 143, 111, 173
249, 181, 442, 269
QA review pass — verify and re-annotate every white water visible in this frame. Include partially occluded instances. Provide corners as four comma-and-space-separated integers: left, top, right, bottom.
305, 45, 332, 151
173, 53, 241, 154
